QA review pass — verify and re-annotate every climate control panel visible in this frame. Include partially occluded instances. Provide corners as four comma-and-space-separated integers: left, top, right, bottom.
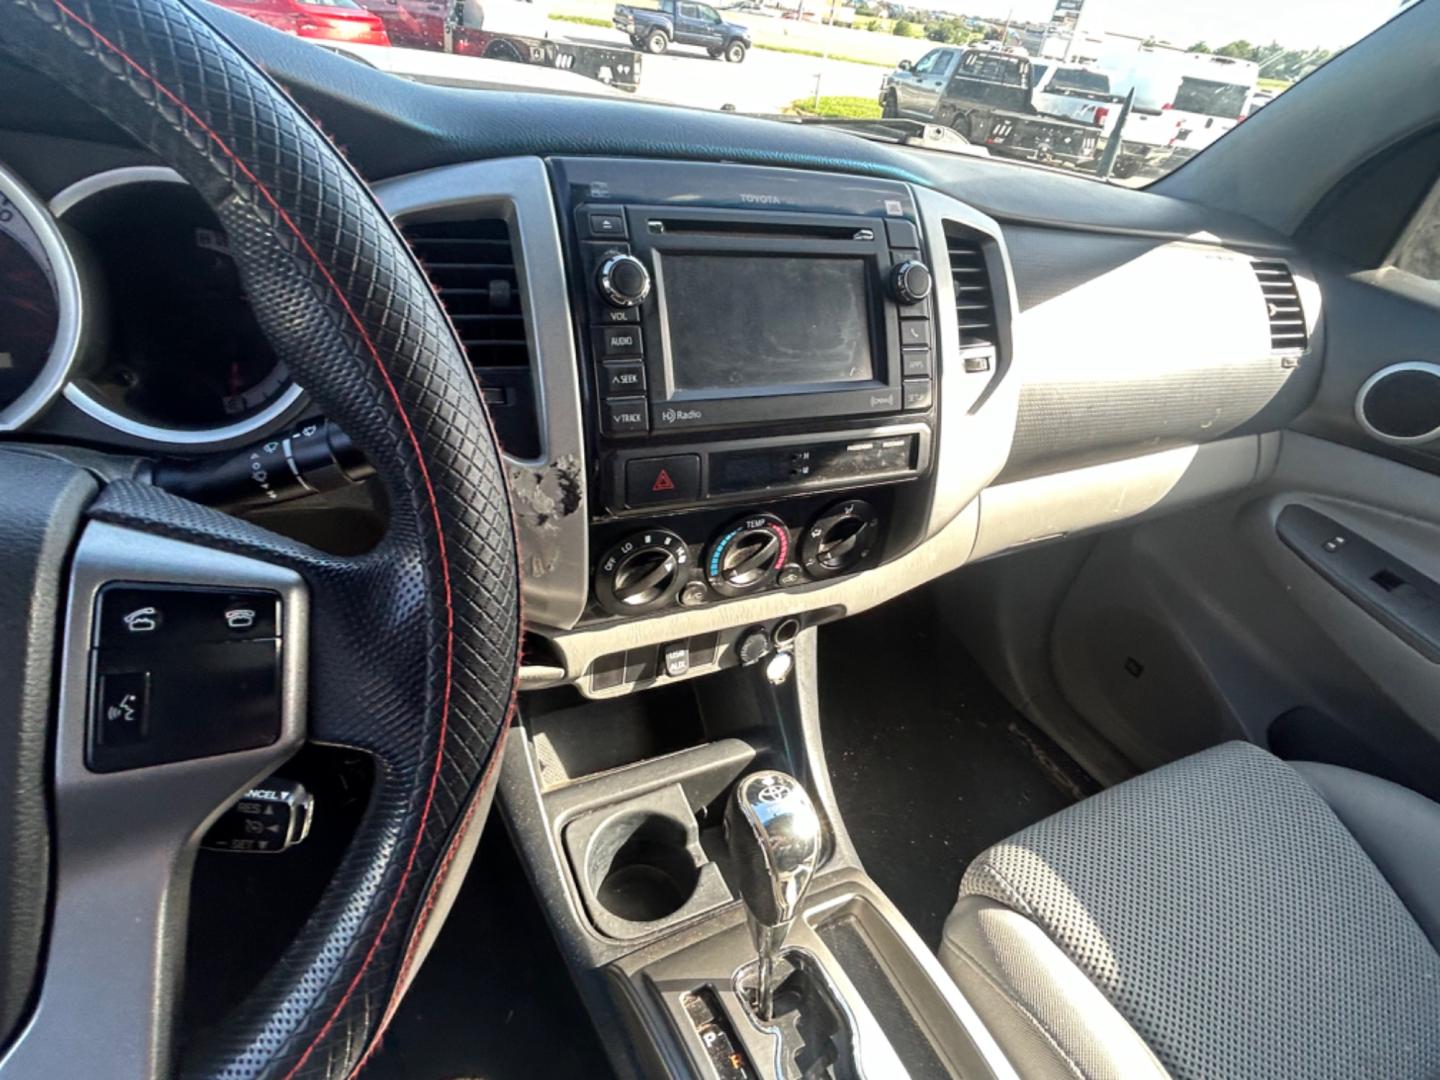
591, 498, 883, 618
707, 513, 789, 598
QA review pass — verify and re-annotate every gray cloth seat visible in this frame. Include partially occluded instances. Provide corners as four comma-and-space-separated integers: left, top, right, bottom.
938, 741, 1440, 1080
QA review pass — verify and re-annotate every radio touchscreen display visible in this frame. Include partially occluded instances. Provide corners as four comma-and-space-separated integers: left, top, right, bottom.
661, 254, 875, 393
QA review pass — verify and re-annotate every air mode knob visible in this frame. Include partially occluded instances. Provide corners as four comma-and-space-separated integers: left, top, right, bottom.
597, 253, 652, 308
891, 260, 933, 306
802, 499, 880, 579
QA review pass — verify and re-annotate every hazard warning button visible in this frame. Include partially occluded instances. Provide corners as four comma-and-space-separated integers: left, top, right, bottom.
625, 454, 700, 508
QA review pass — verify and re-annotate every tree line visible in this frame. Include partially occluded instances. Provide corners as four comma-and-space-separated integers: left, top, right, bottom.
1185, 40, 1332, 81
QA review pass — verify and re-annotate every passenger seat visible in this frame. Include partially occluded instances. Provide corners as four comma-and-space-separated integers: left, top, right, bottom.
939, 741, 1440, 1079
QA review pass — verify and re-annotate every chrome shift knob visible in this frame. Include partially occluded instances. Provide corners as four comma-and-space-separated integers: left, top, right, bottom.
725, 770, 822, 1020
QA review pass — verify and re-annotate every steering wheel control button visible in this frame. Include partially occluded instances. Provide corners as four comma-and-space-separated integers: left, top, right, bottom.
94, 671, 149, 747
595, 529, 690, 615
88, 583, 284, 772
604, 361, 647, 396
603, 397, 650, 436
202, 778, 315, 854
98, 585, 279, 645
625, 454, 700, 507
601, 324, 643, 358
802, 499, 880, 579
885, 219, 921, 249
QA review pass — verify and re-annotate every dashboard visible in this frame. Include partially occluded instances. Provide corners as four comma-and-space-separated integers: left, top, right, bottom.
0, 19, 1326, 700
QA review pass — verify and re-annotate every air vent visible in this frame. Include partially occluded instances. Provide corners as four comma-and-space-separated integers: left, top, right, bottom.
1251, 259, 1308, 356
945, 230, 1000, 361
403, 218, 539, 458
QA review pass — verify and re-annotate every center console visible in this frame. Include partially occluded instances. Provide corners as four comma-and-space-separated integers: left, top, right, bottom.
376, 154, 1022, 1080
552, 160, 985, 629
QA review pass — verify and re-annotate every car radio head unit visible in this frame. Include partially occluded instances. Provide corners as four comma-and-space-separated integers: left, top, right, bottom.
579, 204, 936, 438
661, 251, 875, 397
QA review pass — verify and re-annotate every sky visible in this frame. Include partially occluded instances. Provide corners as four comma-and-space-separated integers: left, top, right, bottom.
968, 0, 1411, 51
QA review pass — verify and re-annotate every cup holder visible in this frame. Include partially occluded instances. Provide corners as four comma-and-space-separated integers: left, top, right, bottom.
590, 812, 700, 922
564, 782, 732, 940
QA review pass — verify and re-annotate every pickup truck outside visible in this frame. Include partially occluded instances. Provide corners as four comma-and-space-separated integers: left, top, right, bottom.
614, 0, 750, 62
353, 0, 643, 92
881, 46, 1100, 168
1029, 62, 1123, 139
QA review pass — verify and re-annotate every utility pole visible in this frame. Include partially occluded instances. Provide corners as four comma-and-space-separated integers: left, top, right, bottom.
812, 0, 837, 109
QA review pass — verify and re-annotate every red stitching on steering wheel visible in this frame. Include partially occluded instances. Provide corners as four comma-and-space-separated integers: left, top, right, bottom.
40, 3, 459, 1076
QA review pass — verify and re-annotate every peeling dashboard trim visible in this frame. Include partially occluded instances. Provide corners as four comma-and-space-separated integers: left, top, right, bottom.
374, 156, 590, 631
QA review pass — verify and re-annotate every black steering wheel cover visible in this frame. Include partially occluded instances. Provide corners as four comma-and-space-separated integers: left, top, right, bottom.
0, 1, 520, 1077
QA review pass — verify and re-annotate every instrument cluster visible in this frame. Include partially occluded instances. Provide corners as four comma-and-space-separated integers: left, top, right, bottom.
0, 161, 303, 448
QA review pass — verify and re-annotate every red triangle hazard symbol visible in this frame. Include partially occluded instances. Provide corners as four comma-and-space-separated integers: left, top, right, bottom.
651, 469, 676, 493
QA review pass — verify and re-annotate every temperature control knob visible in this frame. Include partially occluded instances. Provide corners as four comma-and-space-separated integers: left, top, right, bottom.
595, 529, 689, 615
891, 260, 933, 306
802, 499, 880, 579
707, 514, 791, 597
597, 254, 651, 308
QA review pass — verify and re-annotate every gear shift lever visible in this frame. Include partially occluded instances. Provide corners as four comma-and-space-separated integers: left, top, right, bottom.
725, 770, 823, 1022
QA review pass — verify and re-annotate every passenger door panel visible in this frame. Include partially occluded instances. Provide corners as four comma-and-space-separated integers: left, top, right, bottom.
1042, 262, 1440, 794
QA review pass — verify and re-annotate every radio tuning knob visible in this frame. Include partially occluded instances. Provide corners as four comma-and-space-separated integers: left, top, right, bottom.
597, 254, 652, 308
891, 260, 933, 306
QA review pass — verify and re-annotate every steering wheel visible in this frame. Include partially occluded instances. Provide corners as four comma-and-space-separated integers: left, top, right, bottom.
0, 1, 520, 1077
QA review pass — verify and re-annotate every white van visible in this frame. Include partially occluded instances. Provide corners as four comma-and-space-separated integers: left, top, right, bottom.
1103, 50, 1258, 168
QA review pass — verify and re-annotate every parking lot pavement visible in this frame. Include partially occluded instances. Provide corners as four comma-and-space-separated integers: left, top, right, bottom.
565, 28, 885, 114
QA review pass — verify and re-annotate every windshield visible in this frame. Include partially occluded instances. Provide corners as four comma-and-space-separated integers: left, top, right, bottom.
216, 0, 1412, 187
1050, 68, 1110, 94
1173, 77, 1249, 118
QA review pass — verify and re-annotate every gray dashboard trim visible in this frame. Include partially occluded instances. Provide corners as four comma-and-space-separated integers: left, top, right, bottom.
0, 161, 85, 433
0, 522, 306, 1080
1354, 362, 1440, 447
374, 156, 590, 632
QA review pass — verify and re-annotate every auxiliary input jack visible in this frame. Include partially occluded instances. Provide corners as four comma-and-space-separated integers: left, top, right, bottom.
773, 617, 800, 651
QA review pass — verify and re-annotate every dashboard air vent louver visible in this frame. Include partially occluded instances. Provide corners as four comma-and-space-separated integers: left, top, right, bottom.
945, 230, 999, 362
1251, 259, 1308, 357
402, 217, 539, 458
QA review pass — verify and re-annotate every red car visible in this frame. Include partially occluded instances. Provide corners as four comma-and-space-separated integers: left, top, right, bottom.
209, 0, 392, 45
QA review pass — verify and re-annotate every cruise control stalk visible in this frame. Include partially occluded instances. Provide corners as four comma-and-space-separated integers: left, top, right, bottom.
150, 419, 373, 512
